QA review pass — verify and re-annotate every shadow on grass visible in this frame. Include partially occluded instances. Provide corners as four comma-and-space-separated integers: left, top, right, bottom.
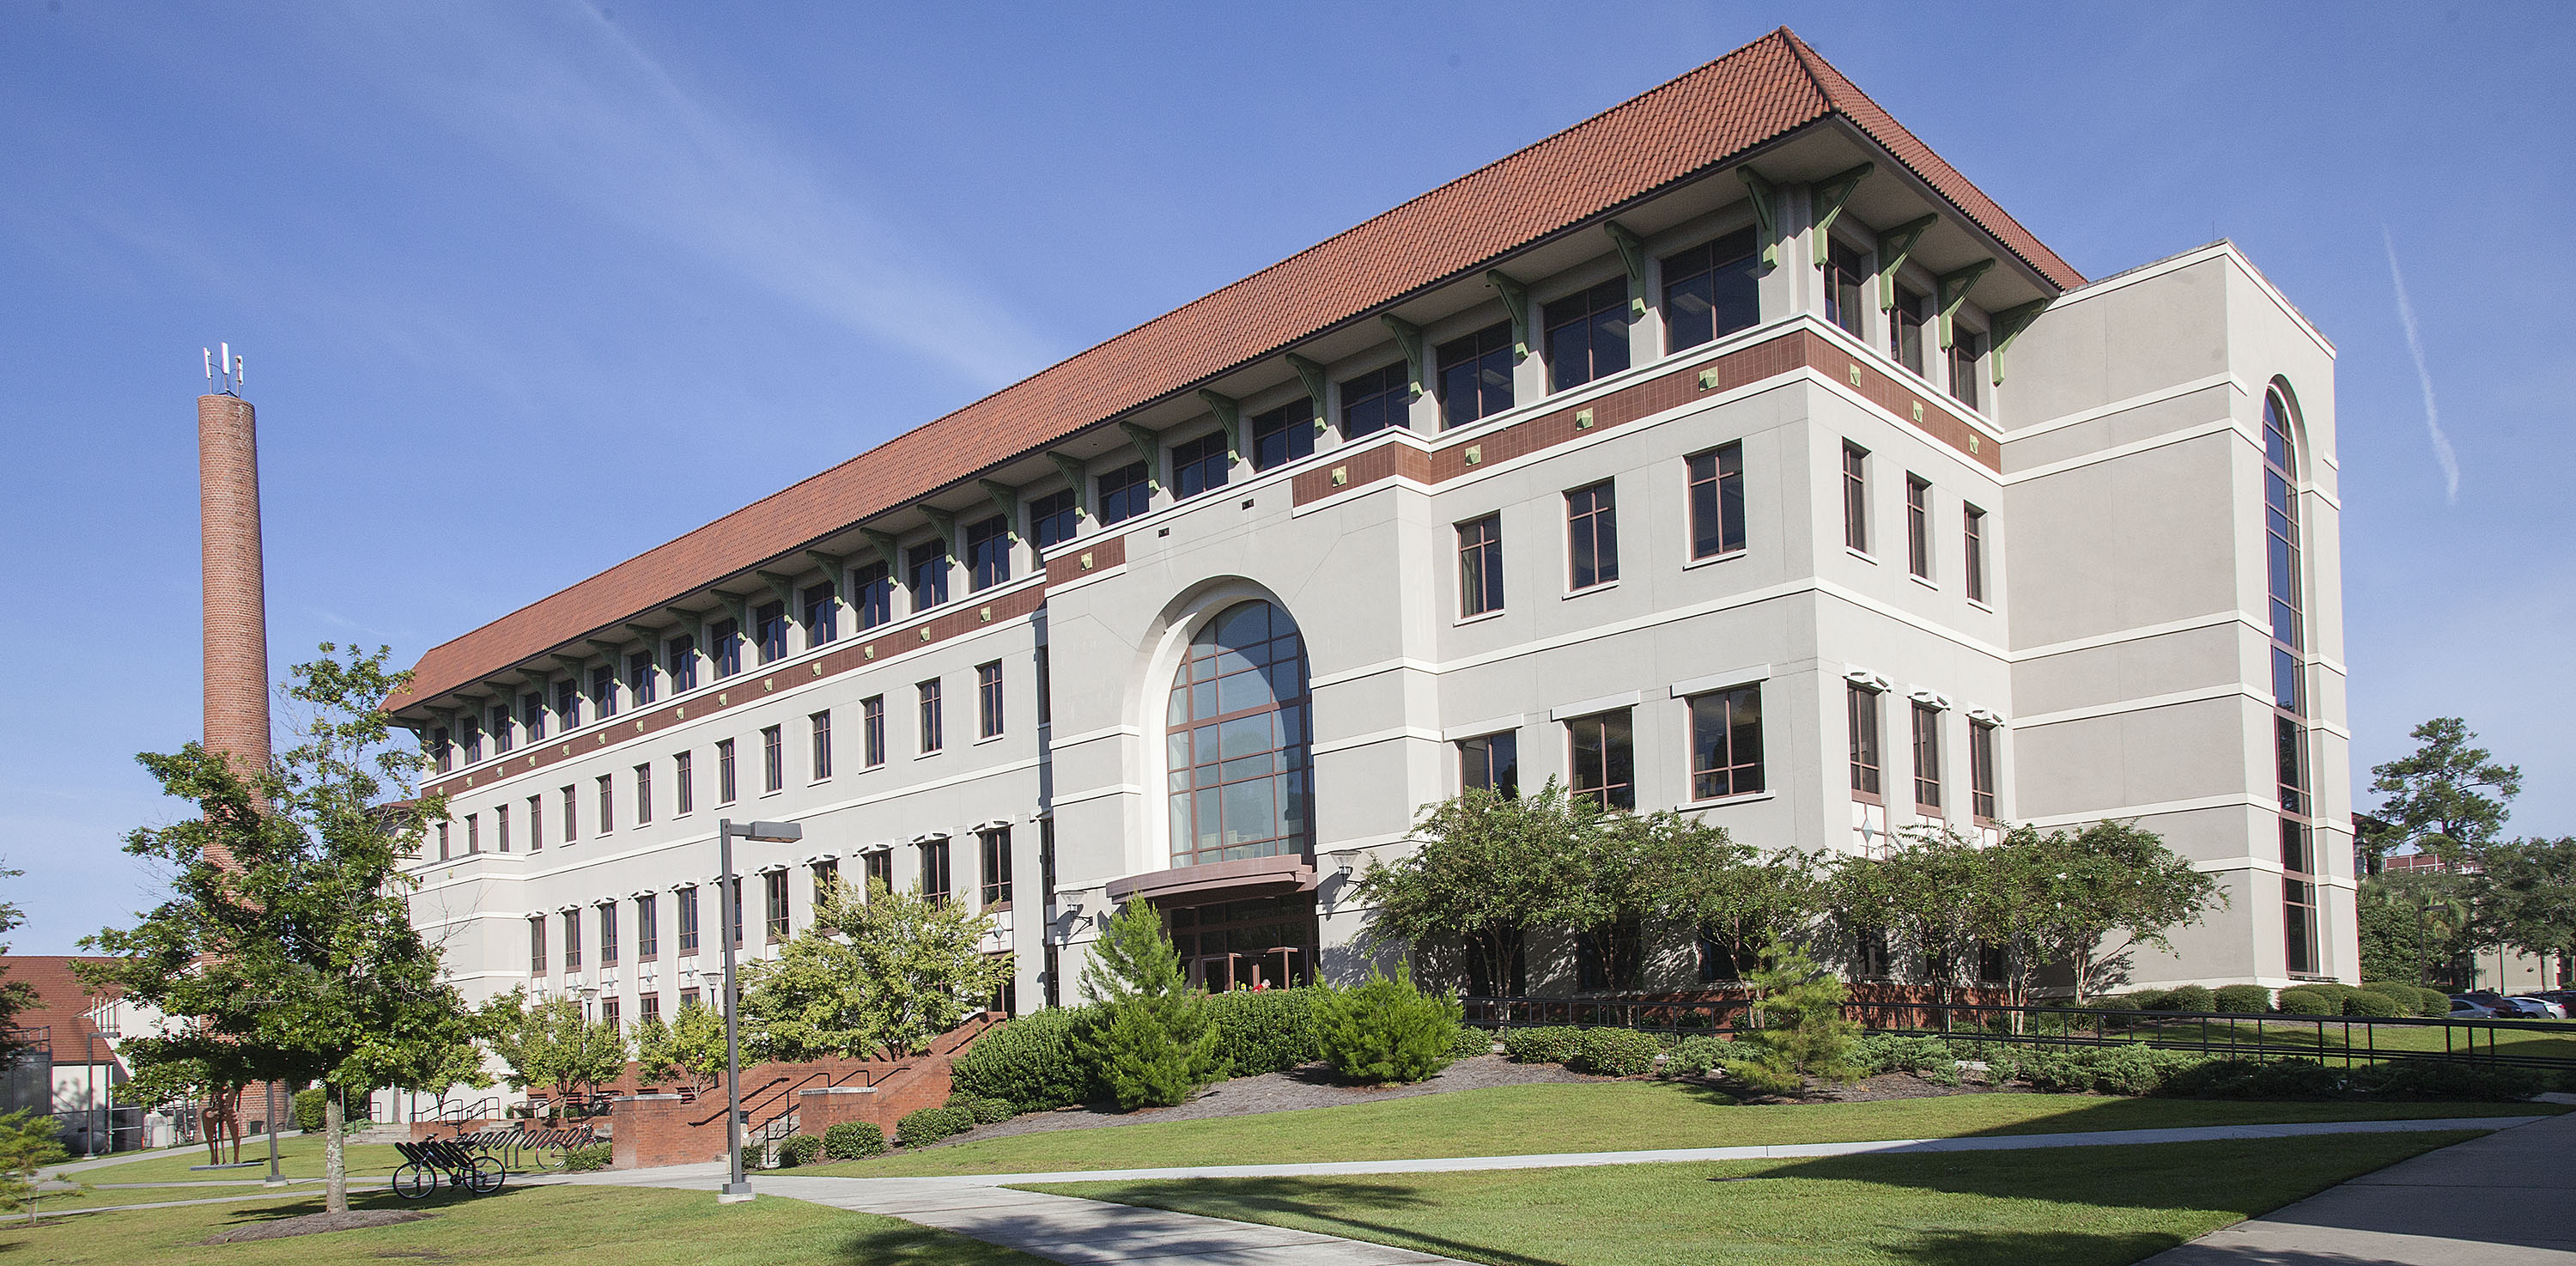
1878, 1228, 2189, 1266
1043, 1177, 1564, 1266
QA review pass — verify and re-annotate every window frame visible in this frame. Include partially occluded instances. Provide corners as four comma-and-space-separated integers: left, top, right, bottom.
1911, 701, 1943, 814
919, 679, 944, 754
1249, 399, 1315, 472
906, 542, 951, 612
851, 562, 894, 631
1097, 461, 1153, 525
716, 738, 738, 804
1565, 479, 1619, 591
802, 582, 837, 646
1029, 488, 1078, 553
1686, 443, 1746, 561
1459, 730, 1519, 800
964, 515, 1012, 592
980, 827, 1013, 909
1905, 475, 1933, 580
1338, 361, 1411, 439
1848, 685, 1883, 801
1543, 276, 1631, 393
1686, 684, 1765, 802
1436, 320, 1516, 429
1170, 429, 1230, 500
761, 724, 784, 794
1456, 513, 1504, 618
1969, 719, 1999, 822
862, 695, 886, 767
976, 660, 1005, 739
1963, 504, 1989, 604
1659, 226, 1760, 353
810, 710, 832, 781
634, 762, 653, 825
1842, 442, 1870, 555
1565, 709, 1635, 812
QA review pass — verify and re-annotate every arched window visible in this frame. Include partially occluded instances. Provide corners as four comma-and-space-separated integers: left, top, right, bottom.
1165, 600, 1311, 867
2263, 393, 2304, 710
2263, 388, 2318, 975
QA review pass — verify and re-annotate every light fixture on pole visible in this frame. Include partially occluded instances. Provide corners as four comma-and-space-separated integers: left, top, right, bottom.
715, 818, 801, 1203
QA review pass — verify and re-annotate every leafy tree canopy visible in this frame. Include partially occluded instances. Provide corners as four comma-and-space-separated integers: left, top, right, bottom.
2368, 716, 2521, 869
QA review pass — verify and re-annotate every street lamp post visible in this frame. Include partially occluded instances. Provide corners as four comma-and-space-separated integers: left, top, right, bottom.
716, 818, 801, 1203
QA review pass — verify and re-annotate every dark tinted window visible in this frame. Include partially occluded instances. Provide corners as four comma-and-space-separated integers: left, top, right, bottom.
965, 514, 1011, 591
852, 562, 892, 630
1826, 240, 1870, 337
1437, 321, 1515, 429
1688, 445, 1745, 559
1249, 400, 1315, 472
1340, 362, 1410, 438
907, 543, 949, 611
1460, 731, 1518, 799
1171, 430, 1230, 499
1098, 461, 1152, 525
1567, 480, 1618, 590
1545, 277, 1631, 391
802, 583, 835, 645
755, 601, 787, 664
1029, 489, 1077, 552
1662, 228, 1759, 351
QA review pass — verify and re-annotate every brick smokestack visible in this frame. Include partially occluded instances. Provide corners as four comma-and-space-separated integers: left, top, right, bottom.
199, 392, 271, 780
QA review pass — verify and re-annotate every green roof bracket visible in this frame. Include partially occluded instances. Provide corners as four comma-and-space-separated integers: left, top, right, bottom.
1284, 352, 1331, 435
1485, 270, 1531, 360
1736, 167, 1780, 268
755, 570, 799, 611
1043, 451, 1091, 520
623, 622, 665, 648
1988, 299, 2050, 386
919, 507, 959, 561
1873, 214, 1940, 310
802, 551, 846, 599
860, 529, 902, 575
1117, 421, 1164, 490
1809, 161, 1875, 267
585, 637, 627, 660
1935, 259, 1996, 350
976, 478, 1021, 541
1604, 220, 1649, 317
1197, 389, 1242, 461
1381, 314, 1426, 399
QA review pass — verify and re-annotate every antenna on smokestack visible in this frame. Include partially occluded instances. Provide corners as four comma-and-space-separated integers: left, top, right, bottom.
204, 343, 245, 396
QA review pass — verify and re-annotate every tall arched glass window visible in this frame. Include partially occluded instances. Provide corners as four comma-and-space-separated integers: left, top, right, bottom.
2264, 390, 2319, 975
1166, 600, 1311, 867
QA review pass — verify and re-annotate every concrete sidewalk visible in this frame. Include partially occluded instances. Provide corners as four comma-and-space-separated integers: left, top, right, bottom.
2147, 1111, 2576, 1264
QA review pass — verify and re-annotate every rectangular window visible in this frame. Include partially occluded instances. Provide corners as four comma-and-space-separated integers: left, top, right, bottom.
2284, 871, 2319, 975
1890, 283, 1928, 375
592, 663, 619, 718
1825, 239, 1869, 338
666, 633, 697, 691
528, 916, 546, 976
598, 901, 618, 967
1457, 514, 1504, 617
711, 618, 741, 678
918, 680, 944, 753
731, 877, 744, 946
1948, 330, 1984, 410
1661, 227, 1760, 351
1905, 476, 1932, 579
495, 802, 510, 852
561, 785, 577, 843
2276, 715, 2308, 816
977, 661, 1004, 738
980, 827, 1013, 908
761, 725, 784, 793
597, 774, 614, 834
601, 996, 619, 1032
1688, 685, 1765, 800
811, 711, 832, 780
634, 763, 653, 825
1460, 731, 1519, 799
492, 703, 514, 754
1249, 400, 1315, 472
562, 910, 580, 971
1566, 480, 1619, 590
907, 542, 950, 612
527, 794, 543, 852
764, 870, 789, 940
1963, 506, 1988, 604
755, 600, 788, 665
1546, 277, 1631, 392
1171, 430, 1230, 499
461, 716, 483, 764
862, 696, 886, 767
1566, 709, 1635, 812
1036, 647, 1052, 727
1097, 461, 1152, 525
920, 837, 952, 905
627, 649, 657, 705
431, 726, 451, 773
677, 886, 700, 955
557, 678, 582, 728
465, 813, 477, 855
716, 738, 738, 804
1686, 444, 1746, 560
865, 848, 893, 893
965, 515, 1011, 591
1970, 720, 1998, 821
674, 751, 694, 815
1040, 818, 1056, 902
852, 562, 893, 631
518, 694, 541, 744
811, 858, 840, 900
803, 583, 837, 646
1437, 320, 1516, 429
1911, 703, 1943, 813
636, 893, 659, 959
1849, 685, 1882, 799
1339, 361, 1410, 438
639, 993, 659, 1026
1029, 488, 1078, 552
1842, 443, 1869, 553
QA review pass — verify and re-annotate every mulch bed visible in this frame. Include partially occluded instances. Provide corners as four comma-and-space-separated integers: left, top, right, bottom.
201, 1208, 433, 1244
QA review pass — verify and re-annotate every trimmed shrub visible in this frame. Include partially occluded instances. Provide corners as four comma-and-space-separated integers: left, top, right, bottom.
1205, 987, 1323, 1076
2343, 991, 2403, 1018
1662, 1035, 1732, 1080
946, 1094, 1016, 1125
949, 1005, 1100, 1111
1502, 1026, 1587, 1066
558, 1143, 614, 1172
2159, 1057, 2341, 1099
2086, 993, 2141, 1012
1571, 1027, 1664, 1077
2275, 987, 2336, 1016
293, 1087, 326, 1133
1989, 1044, 2195, 1095
2145, 985, 2214, 1013
896, 1105, 975, 1147
821, 1121, 885, 1160
1856, 1035, 1965, 1086
2212, 984, 2273, 1014
776, 1134, 823, 1167
2417, 986, 2454, 1017
1312, 968, 1463, 1085
1449, 1026, 1498, 1059
2357, 1060, 2542, 1102
2121, 989, 2172, 1012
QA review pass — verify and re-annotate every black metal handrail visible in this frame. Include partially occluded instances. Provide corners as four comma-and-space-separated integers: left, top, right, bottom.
1458, 995, 2576, 1071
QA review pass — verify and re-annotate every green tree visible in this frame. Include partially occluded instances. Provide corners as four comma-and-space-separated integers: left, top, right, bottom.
1355, 781, 1598, 992
1722, 943, 1862, 1095
1674, 845, 1826, 983
0, 1111, 68, 1224
2470, 837, 2576, 978
2358, 871, 2480, 989
1564, 809, 1765, 991
0, 863, 35, 1067
1309, 967, 1462, 1085
739, 878, 1010, 1061
635, 998, 727, 1099
1078, 898, 1220, 1109
79, 645, 476, 1215
2018, 820, 2224, 1000
2367, 717, 2521, 872
1830, 828, 1990, 1006
479, 989, 629, 1116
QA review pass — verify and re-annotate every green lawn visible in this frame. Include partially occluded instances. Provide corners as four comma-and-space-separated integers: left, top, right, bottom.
0, 1184, 1041, 1266
16, 1184, 313, 1215
2089, 1017, 2576, 1063
801, 1080, 2552, 1178
1029, 1132, 2479, 1266
69, 1135, 408, 1184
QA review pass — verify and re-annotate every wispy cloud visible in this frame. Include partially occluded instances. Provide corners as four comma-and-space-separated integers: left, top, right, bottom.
387, 3, 1058, 391
2380, 226, 2459, 504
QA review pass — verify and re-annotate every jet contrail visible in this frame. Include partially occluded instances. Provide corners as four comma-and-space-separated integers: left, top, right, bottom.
2381, 226, 2460, 504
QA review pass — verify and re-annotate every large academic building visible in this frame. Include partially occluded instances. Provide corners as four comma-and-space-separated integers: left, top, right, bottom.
387, 28, 2351, 1044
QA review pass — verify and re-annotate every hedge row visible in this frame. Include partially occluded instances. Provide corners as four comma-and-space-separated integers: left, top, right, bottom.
2101, 980, 2451, 1019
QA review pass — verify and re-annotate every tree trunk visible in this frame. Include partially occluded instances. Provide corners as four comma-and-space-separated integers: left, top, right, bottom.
324, 1090, 348, 1215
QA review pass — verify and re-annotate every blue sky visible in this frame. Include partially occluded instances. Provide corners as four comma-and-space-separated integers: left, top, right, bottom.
3, 3, 2569, 954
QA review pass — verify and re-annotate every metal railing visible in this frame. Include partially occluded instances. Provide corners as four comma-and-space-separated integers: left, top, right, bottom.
1459, 995, 2576, 1072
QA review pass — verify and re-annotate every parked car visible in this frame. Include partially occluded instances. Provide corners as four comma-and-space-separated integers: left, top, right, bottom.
2528, 989, 2576, 1014
2449, 997, 2499, 1018
2500, 996, 2567, 1019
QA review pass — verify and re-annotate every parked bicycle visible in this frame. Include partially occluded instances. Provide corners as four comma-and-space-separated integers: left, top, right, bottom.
389, 1138, 506, 1199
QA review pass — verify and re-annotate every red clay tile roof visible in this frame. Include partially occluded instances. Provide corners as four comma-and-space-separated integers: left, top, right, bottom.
4, 955, 118, 1056
396, 27, 2077, 709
